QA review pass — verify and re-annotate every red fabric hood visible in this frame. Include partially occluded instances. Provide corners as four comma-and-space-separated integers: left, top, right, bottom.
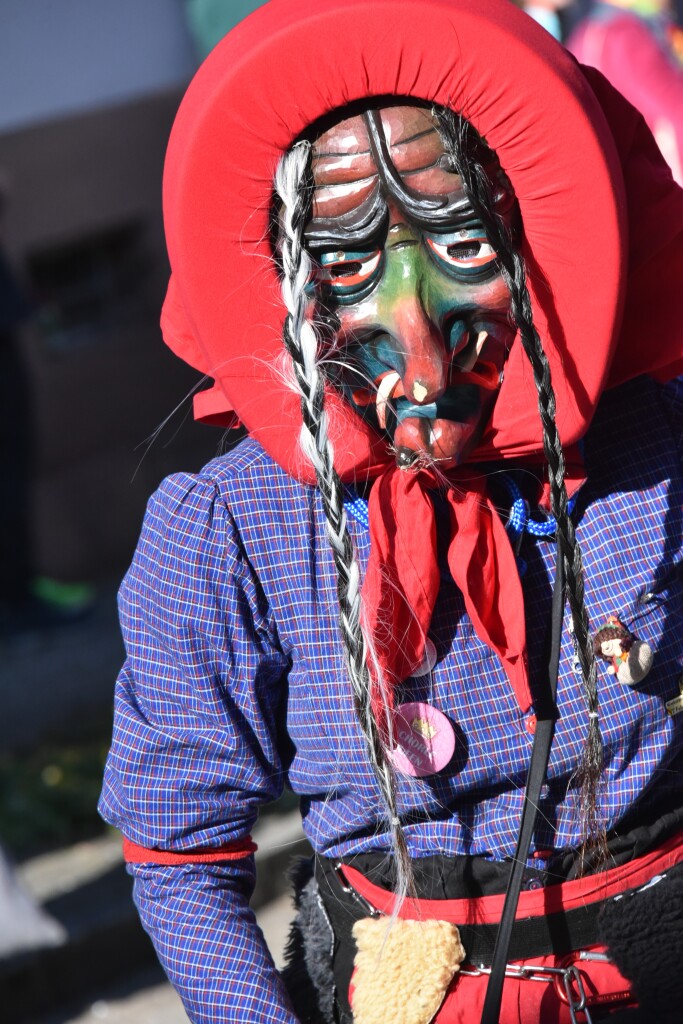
161, 0, 683, 486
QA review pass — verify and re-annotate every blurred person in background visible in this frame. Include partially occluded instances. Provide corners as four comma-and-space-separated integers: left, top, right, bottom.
567, 0, 683, 182
512, 0, 582, 41
184, 0, 268, 57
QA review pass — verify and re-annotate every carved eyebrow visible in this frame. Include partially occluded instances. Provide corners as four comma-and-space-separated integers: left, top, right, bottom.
304, 187, 482, 249
305, 183, 388, 248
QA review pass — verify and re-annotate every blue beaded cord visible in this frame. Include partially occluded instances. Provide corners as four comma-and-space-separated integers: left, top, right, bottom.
498, 473, 576, 538
342, 488, 370, 529
497, 474, 577, 576
344, 476, 577, 576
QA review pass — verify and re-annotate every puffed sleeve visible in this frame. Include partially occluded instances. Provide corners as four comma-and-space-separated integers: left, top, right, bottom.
99, 471, 298, 1023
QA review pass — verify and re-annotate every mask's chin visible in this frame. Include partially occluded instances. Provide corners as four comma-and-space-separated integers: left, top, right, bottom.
376, 375, 498, 470
392, 410, 484, 469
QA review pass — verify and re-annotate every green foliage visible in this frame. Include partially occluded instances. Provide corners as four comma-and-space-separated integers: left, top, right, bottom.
0, 739, 110, 859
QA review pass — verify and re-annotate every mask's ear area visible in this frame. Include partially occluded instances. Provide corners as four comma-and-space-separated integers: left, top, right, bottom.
161, 274, 240, 428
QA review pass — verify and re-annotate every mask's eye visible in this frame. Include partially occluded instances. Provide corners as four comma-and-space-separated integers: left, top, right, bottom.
426, 233, 497, 271
315, 250, 382, 296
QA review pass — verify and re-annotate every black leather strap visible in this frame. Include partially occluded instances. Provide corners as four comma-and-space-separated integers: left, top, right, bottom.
480, 539, 564, 1024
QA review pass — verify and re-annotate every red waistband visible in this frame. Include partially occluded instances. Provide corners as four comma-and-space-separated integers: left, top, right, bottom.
341, 828, 683, 925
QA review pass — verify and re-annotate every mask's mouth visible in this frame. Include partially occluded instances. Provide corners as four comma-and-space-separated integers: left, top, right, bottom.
449, 358, 501, 391
345, 328, 507, 466
352, 355, 501, 430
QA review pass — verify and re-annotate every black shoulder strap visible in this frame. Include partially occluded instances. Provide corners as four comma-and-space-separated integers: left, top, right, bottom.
480, 541, 564, 1024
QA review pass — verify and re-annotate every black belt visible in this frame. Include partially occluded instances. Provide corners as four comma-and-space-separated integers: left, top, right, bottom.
316, 854, 604, 971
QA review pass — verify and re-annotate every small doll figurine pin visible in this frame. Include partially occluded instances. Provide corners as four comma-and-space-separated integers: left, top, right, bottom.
593, 615, 654, 686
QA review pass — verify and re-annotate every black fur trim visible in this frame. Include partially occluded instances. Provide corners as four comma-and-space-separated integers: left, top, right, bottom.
598, 863, 683, 1023
281, 857, 337, 1024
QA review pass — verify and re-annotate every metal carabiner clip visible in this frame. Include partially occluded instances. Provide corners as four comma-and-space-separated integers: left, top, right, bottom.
553, 950, 634, 1023
333, 861, 381, 917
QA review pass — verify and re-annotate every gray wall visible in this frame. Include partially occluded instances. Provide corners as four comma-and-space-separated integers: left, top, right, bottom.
0, 0, 197, 133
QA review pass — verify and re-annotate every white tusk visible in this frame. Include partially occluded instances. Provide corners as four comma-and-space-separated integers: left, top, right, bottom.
455, 330, 489, 374
376, 371, 401, 430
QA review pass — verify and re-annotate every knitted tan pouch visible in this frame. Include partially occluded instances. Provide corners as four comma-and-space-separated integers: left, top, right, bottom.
350, 916, 465, 1024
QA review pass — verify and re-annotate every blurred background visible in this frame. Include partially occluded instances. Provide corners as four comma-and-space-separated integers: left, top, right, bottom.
1, 1, 682, 1022
0, 3, 305, 1023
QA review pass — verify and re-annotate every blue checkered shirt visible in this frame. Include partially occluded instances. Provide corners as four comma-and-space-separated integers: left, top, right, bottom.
100, 377, 683, 1022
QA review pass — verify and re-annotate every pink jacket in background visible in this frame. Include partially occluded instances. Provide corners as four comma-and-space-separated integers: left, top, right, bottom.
568, 5, 683, 182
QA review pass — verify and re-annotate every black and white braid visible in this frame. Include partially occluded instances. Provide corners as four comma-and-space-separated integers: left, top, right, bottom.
274, 142, 414, 898
434, 108, 604, 855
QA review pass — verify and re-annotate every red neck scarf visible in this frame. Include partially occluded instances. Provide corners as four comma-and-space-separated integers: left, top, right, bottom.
363, 465, 531, 732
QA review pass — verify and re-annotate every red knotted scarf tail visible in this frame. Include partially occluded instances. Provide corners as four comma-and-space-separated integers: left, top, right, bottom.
445, 476, 530, 712
363, 467, 531, 735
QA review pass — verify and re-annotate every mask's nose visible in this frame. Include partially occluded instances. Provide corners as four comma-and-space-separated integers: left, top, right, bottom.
388, 294, 449, 406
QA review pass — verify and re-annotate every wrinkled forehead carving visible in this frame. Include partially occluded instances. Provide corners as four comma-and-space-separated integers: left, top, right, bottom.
305, 103, 513, 248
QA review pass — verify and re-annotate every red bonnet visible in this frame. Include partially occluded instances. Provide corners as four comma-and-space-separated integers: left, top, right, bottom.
161, 0, 683, 484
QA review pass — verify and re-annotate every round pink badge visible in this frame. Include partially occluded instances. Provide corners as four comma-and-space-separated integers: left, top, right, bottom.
389, 702, 456, 777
